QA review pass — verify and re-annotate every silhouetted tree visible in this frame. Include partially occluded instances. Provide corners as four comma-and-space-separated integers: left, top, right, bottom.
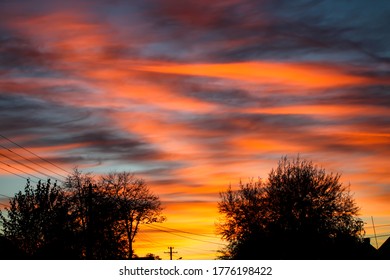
101, 171, 165, 259
1, 169, 165, 260
217, 179, 267, 259
0, 235, 29, 259
64, 170, 165, 259
0, 179, 77, 258
64, 169, 126, 259
218, 156, 365, 259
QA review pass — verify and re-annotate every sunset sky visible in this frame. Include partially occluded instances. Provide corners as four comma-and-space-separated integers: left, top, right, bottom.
0, 0, 390, 259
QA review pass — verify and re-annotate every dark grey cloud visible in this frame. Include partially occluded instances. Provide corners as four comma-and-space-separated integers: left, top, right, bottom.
98, 0, 389, 65
136, 72, 308, 108
185, 87, 261, 108
164, 107, 390, 159
202, 84, 390, 110
0, 93, 163, 166
0, 36, 59, 74
0, 93, 86, 135
2, 0, 389, 69
192, 113, 320, 133
0, 2, 388, 167
314, 86, 390, 108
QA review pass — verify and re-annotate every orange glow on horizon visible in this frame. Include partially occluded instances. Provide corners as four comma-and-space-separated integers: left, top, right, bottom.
134, 201, 224, 260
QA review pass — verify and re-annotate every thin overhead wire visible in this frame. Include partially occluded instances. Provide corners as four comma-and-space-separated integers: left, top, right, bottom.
137, 231, 178, 248
0, 166, 38, 184
144, 224, 225, 246
0, 152, 63, 183
136, 231, 218, 258
0, 193, 11, 199
367, 233, 390, 239
0, 160, 42, 181
146, 223, 219, 239
173, 244, 219, 254
178, 247, 218, 256
365, 224, 390, 229
0, 134, 71, 175
0, 143, 67, 179
136, 232, 166, 248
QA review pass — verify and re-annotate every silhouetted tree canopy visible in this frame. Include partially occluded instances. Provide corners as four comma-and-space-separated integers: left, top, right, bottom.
218, 156, 365, 259
101, 171, 165, 259
0, 170, 164, 259
64, 169, 124, 259
0, 179, 77, 259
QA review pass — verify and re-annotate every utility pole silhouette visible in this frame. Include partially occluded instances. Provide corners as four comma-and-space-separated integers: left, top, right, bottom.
371, 216, 379, 249
164, 247, 177, 260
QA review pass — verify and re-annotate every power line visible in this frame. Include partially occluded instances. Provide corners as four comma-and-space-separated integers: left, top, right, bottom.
0, 166, 38, 184
136, 232, 156, 244
0, 160, 42, 181
0, 194, 11, 199
367, 233, 390, 239
173, 245, 219, 254
139, 231, 218, 253
144, 224, 225, 246
365, 224, 390, 229
0, 134, 71, 175
137, 231, 218, 257
146, 223, 219, 239
137, 231, 167, 246
178, 247, 219, 257
0, 152, 63, 183
0, 143, 67, 179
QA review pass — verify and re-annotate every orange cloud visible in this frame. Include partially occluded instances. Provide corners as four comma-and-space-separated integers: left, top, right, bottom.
244, 104, 390, 117
133, 61, 380, 88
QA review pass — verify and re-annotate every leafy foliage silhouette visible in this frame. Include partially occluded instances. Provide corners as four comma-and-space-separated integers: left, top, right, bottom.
0, 179, 77, 258
0, 170, 164, 259
218, 156, 365, 259
64, 169, 125, 259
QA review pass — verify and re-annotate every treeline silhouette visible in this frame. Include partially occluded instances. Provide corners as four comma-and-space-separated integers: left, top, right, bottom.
0, 170, 164, 259
217, 156, 384, 260
0, 156, 388, 260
